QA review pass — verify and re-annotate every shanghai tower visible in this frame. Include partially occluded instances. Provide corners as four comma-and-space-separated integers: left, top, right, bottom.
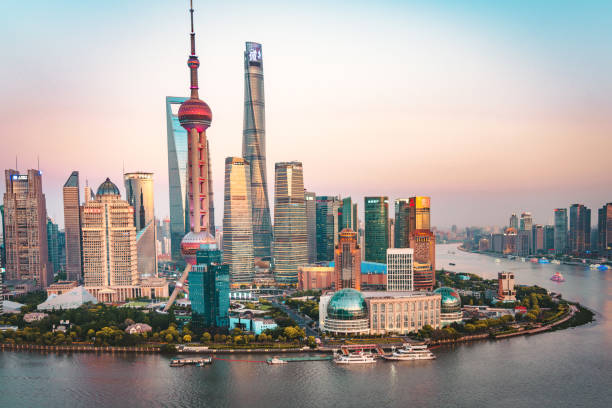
243, 42, 272, 259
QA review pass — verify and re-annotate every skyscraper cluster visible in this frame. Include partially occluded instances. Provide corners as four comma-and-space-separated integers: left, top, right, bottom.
479, 202, 611, 259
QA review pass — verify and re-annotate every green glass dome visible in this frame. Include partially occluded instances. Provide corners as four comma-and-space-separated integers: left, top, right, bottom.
327, 289, 367, 320
434, 287, 461, 313
96, 178, 120, 196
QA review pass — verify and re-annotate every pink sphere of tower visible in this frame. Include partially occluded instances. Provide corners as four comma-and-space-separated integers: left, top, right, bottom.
178, 98, 212, 133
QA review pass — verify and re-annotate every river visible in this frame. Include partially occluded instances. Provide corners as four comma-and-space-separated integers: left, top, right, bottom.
1, 244, 611, 407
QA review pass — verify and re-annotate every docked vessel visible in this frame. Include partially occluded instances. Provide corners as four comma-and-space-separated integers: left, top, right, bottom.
538, 258, 550, 264
550, 272, 565, 282
170, 357, 212, 367
495, 258, 501, 264
267, 357, 288, 365
551, 260, 561, 265
383, 344, 436, 361
334, 351, 377, 364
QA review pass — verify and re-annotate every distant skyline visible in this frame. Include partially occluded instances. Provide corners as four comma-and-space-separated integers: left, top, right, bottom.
1, 0, 610, 229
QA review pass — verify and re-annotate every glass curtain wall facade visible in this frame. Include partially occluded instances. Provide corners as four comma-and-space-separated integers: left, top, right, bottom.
223, 157, 255, 285
554, 208, 568, 255
569, 204, 591, 255
364, 197, 389, 263
339, 197, 354, 231
599, 203, 612, 258
191, 248, 230, 328
273, 162, 307, 284
63, 171, 82, 281
305, 191, 317, 263
243, 42, 272, 259
316, 196, 340, 262
124, 172, 157, 278
166, 96, 190, 261
394, 198, 410, 248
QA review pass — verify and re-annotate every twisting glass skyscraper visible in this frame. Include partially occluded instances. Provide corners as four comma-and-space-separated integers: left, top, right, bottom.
243, 41, 272, 259
273, 162, 307, 284
223, 157, 255, 285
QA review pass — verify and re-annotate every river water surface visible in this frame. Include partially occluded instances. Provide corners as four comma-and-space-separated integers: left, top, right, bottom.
1, 244, 611, 407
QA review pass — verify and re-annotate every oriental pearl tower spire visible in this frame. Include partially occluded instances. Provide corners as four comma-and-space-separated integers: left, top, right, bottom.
178, 0, 216, 265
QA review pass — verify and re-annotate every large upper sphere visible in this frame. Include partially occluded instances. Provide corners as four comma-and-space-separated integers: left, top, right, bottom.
178, 98, 212, 132
434, 287, 461, 312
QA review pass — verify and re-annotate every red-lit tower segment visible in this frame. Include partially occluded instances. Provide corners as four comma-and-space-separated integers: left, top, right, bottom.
179, 0, 216, 265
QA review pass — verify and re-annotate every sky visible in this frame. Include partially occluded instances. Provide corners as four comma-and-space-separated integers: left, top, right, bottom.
1, 0, 610, 229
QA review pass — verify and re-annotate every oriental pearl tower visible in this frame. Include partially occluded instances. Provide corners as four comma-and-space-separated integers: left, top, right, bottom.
179, 0, 216, 264
163, 0, 215, 312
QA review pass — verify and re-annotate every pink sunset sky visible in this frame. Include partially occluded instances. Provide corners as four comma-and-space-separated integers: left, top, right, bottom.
1, 0, 610, 229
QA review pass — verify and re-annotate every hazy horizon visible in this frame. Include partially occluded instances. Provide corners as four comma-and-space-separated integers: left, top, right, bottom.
1, 0, 610, 230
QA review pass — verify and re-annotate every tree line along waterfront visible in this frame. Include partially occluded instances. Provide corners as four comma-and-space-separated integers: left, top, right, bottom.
0, 272, 594, 353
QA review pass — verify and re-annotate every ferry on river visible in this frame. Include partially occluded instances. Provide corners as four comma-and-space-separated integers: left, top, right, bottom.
170, 357, 212, 367
550, 272, 565, 282
267, 357, 288, 365
334, 351, 377, 365
383, 344, 436, 361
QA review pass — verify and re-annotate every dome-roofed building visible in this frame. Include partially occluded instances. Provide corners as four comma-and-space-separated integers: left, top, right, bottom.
434, 287, 462, 326
96, 178, 120, 197
323, 289, 369, 335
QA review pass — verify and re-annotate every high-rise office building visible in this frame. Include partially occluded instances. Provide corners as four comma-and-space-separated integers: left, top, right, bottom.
544, 225, 555, 254
569, 204, 591, 255
407, 196, 435, 290
63, 171, 82, 281
532, 224, 544, 254
273, 162, 307, 284
554, 208, 568, 255
503, 227, 518, 254
243, 41, 272, 259
520, 212, 533, 254
223, 157, 255, 285
598, 203, 612, 258
410, 231, 436, 290
364, 196, 389, 263
190, 248, 230, 328
305, 191, 317, 263
339, 197, 355, 231
124, 172, 157, 278
509, 213, 519, 230
386, 248, 413, 291
516, 230, 531, 256
166, 96, 189, 261
316, 196, 341, 262
82, 178, 139, 289
334, 228, 361, 291
3, 169, 52, 288
519, 212, 533, 231
394, 198, 410, 248
46, 218, 60, 274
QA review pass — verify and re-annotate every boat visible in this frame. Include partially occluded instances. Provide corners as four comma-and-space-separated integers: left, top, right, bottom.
170, 357, 212, 367
495, 258, 501, 263
170, 359, 184, 367
530, 258, 538, 263
589, 264, 600, 270
334, 351, 377, 364
551, 260, 561, 265
598, 265, 609, 271
383, 344, 436, 361
267, 357, 288, 365
538, 258, 550, 264
449, 262, 456, 266
550, 272, 565, 282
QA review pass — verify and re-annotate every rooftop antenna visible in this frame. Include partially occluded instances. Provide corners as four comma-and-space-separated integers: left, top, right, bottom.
37, 155, 40, 171
15, 155, 18, 171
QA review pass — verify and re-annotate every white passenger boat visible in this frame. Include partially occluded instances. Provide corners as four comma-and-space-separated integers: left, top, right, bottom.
334, 351, 377, 364
383, 344, 436, 361
267, 357, 287, 365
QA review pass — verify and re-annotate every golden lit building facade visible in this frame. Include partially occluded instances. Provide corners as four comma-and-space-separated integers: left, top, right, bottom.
82, 178, 140, 301
334, 228, 361, 291
223, 157, 255, 286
